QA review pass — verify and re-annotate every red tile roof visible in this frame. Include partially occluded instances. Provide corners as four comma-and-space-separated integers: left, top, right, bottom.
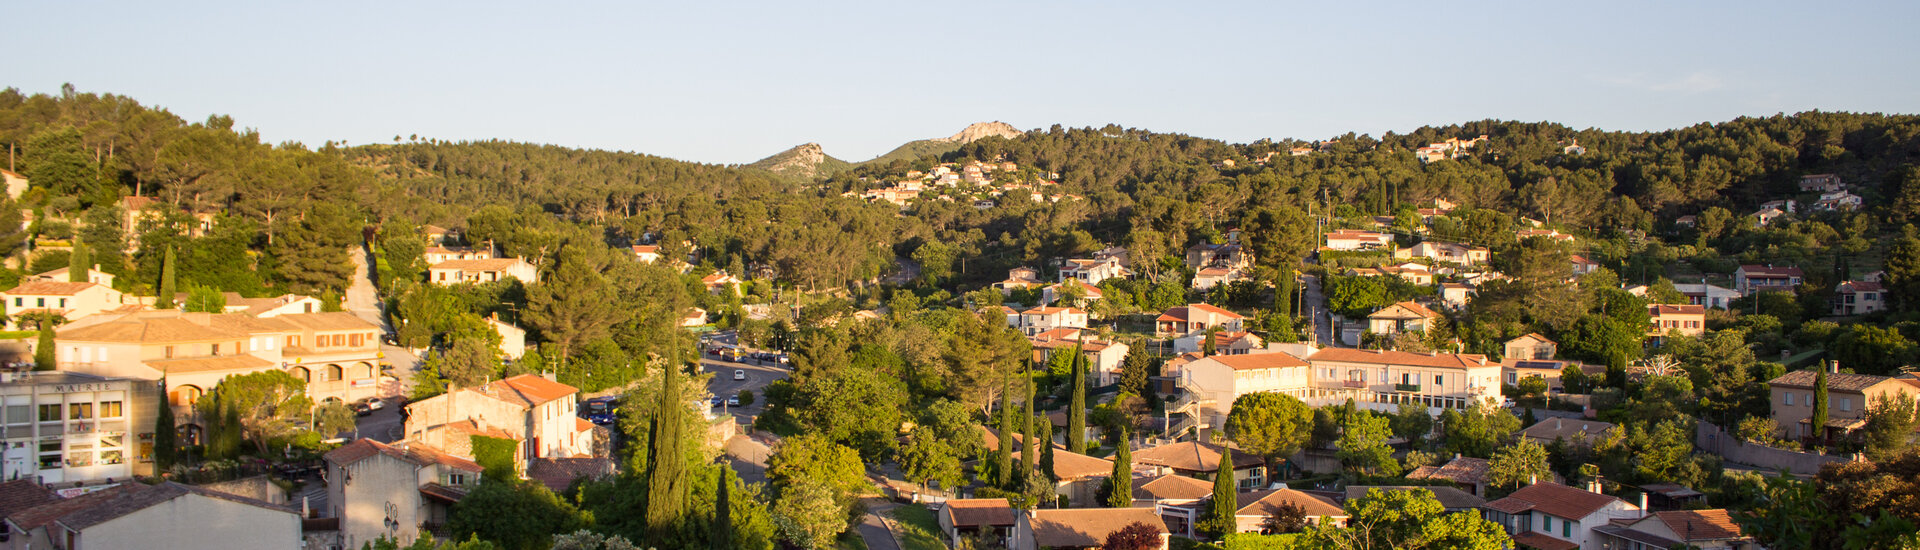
2, 281, 104, 297
1231, 488, 1345, 518
1131, 475, 1214, 500
1132, 441, 1263, 473
1030, 508, 1167, 547
1648, 304, 1705, 316
942, 498, 1017, 527
1651, 509, 1744, 541
1208, 352, 1309, 370
1155, 303, 1244, 323
1308, 348, 1489, 369
484, 374, 578, 407
1510, 530, 1580, 550
1483, 482, 1627, 520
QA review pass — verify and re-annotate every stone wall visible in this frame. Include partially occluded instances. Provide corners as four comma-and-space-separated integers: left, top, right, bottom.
1696, 421, 1851, 476
196, 474, 288, 505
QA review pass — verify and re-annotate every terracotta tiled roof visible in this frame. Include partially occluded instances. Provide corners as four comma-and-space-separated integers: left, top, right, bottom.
1769, 369, 1895, 392
0, 480, 57, 519
1, 281, 102, 297
1131, 475, 1213, 500
527, 457, 617, 493
1510, 530, 1580, 550
1839, 281, 1883, 292
1521, 418, 1615, 446
6, 484, 142, 531
941, 498, 1016, 527
324, 438, 482, 473
1650, 509, 1743, 541
1156, 304, 1243, 323
1231, 488, 1345, 518
1406, 456, 1491, 486
1648, 304, 1705, 316
57, 482, 293, 531
419, 483, 469, 503
1737, 265, 1803, 277
273, 312, 379, 331
1308, 348, 1489, 369
1207, 352, 1309, 370
145, 354, 276, 374
1030, 508, 1166, 547
1132, 441, 1262, 473
483, 374, 578, 407
1369, 301, 1438, 320
57, 312, 249, 343
1022, 306, 1087, 315
1482, 482, 1626, 520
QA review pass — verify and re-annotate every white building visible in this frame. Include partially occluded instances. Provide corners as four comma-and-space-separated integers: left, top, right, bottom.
1323, 230, 1393, 251
1059, 257, 1129, 285
427, 258, 539, 285
1481, 482, 1645, 550
0, 371, 160, 484
2, 481, 302, 550
324, 438, 484, 549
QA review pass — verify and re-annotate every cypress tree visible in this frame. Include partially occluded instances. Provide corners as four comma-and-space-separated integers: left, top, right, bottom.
156, 247, 177, 309
1067, 343, 1087, 455
645, 359, 688, 533
1021, 367, 1036, 477
995, 384, 1013, 488
1107, 428, 1132, 507
1202, 446, 1238, 538
153, 387, 177, 472
1276, 272, 1295, 318
1811, 366, 1829, 445
1203, 326, 1218, 356
33, 318, 55, 371
712, 467, 731, 550
67, 242, 88, 282
1039, 416, 1057, 482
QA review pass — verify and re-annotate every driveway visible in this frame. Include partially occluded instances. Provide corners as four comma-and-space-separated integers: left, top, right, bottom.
855, 498, 903, 550
352, 399, 407, 443
1302, 273, 1335, 347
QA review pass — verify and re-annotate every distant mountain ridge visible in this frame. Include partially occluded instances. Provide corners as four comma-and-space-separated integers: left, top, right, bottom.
747, 122, 1024, 180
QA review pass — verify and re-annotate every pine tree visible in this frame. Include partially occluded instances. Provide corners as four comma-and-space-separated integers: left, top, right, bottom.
712, 467, 732, 550
1811, 366, 1829, 445
1067, 343, 1087, 454
157, 246, 177, 309
645, 359, 688, 533
34, 318, 55, 371
1107, 428, 1132, 508
1201, 446, 1238, 538
154, 386, 177, 471
67, 242, 88, 282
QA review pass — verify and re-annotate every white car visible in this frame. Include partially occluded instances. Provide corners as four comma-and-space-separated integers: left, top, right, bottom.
733, 370, 747, 381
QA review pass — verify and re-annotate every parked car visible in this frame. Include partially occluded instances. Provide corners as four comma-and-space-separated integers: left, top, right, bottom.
351, 402, 374, 416
726, 395, 741, 407
733, 370, 747, 381
357, 397, 387, 411
710, 397, 726, 408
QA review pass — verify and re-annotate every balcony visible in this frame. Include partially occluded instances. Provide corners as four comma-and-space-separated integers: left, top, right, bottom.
1395, 383, 1423, 392
1342, 380, 1367, 389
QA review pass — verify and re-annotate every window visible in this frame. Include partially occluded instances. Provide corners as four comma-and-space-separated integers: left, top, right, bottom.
39, 441, 63, 469
5, 405, 29, 425
35, 298, 44, 307
97, 347, 108, 362
1840, 398, 1851, 412
350, 333, 363, 347
1542, 515, 1551, 531
334, 334, 346, 346
288, 335, 301, 348
69, 403, 92, 420
165, 345, 175, 359
1562, 519, 1571, 537
39, 404, 62, 422
1434, 374, 1445, 386
58, 298, 66, 308
100, 401, 123, 418
450, 473, 468, 485
1785, 392, 1794, 406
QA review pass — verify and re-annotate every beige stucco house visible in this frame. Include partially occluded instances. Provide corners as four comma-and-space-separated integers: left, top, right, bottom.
324, 438, 484, 549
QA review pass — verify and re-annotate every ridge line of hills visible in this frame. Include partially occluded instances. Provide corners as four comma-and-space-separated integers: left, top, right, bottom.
745, 121, 1023, 179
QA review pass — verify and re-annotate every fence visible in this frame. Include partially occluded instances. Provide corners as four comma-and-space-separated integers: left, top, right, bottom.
1695, 421, 1851, 476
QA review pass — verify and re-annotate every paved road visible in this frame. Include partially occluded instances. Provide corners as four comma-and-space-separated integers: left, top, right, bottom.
347, 245, 420, 396
353, 400, 408, 443
1302, 273, 1335, 347
855, 498, 902, 550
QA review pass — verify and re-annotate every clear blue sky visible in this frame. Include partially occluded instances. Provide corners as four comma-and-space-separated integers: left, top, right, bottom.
7, 1, 1918, 165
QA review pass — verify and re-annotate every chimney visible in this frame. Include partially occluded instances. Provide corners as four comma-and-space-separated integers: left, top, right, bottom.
1528, 474, 1537, 486
1639, 492, 1649, 514
1556, 418, 1563, 429
1829, 360, 1840, 374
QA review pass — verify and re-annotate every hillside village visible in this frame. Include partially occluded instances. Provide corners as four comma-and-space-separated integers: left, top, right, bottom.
0, 84, 1916, 550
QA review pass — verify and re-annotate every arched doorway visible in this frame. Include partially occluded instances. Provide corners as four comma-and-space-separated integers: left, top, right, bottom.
289, 366, 312, 383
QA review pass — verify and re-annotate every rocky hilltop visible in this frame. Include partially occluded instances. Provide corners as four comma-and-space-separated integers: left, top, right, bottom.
746, 142, 851, 180
940, 121, 1023, 144
866, 121, 1026, 165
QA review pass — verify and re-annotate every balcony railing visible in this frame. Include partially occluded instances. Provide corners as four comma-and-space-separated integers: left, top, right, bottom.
1395, 383, 1423, 392
1342, 380, 1367, 388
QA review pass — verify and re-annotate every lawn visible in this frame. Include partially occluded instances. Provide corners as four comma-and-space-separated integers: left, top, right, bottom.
888, 503, 949, 550
837, 530, 869, 550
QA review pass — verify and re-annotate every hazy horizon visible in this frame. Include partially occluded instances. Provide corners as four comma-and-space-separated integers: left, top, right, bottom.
7, 1, 1919, 165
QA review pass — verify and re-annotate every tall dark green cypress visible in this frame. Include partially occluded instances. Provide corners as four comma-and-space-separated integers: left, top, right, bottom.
33, 319, 54, 371
1276, 272, 1296, 318
1067, 343, 1087, 455
1107, 428, 1132, 507
1039, 416, 1057, 482
156, 247, 177, 309
67, 242, 88, 282
712, 467, 731, 550
1203, 446, 1238, 537
995, 384, 1013, 488
1811, 366, 1829, 444
1021, 366, 1036, 477
153, 387, 177, 471
645, 359, 688, 533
